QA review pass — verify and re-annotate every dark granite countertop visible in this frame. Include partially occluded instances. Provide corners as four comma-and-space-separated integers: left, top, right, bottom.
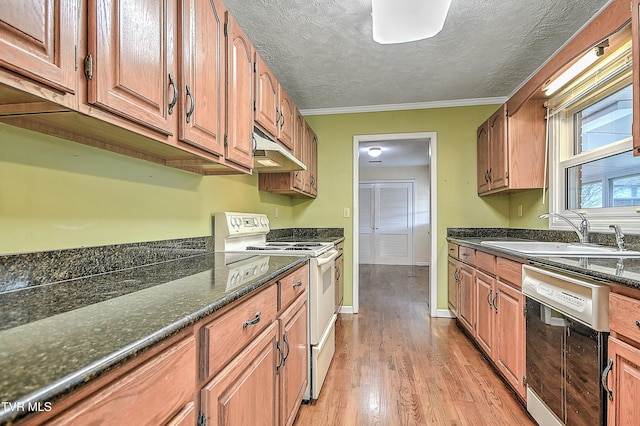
447, 232, 640, 290
0, 252, 307, 424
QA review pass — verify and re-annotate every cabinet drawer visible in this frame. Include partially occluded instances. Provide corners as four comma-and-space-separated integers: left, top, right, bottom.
200, 285, 277, 379
610, 293, 640, 345
448, 243, 459, 259
496, 257, 523, 289
279, 263, 309, 312
458, 246, 475, 265
475, 250, 496, 274
51, 337, 195, 425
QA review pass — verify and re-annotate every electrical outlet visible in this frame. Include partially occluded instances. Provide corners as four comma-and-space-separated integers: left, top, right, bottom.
343, 208, 350, 218
517, 205, 523, 217
274, 207, 279, 218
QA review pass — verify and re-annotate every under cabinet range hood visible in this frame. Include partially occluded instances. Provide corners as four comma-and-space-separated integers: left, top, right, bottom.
253, 127, 306, 172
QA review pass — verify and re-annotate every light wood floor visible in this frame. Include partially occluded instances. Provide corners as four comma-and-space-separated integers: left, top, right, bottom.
295, 264, 535, 426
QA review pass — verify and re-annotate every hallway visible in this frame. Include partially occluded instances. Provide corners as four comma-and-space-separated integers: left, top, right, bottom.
295, 264, 534, 425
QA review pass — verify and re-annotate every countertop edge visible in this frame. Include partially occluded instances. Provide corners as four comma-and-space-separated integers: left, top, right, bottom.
447, 236, 640, 289
0, 255, 308, 425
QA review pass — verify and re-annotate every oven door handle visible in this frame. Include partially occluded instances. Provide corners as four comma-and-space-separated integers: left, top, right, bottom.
316, 249, 339, 266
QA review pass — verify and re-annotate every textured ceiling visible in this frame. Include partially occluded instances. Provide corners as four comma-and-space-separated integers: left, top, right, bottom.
223, 0, 611, 113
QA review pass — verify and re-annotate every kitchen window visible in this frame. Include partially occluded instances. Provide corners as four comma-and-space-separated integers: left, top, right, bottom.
547, 39, 640, 233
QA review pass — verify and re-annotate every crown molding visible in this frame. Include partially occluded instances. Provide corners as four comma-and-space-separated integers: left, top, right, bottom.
299, 97, 508, 116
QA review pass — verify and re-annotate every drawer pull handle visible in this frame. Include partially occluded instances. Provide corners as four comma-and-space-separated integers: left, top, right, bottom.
242, 312, 261, 329
293, 281, 303, 288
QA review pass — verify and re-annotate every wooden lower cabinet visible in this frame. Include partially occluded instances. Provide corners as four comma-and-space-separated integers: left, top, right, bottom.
447, 256, 458, 315
449, 243, 526, 400
494, 279, 526, 399
475, 269, 495, 358
201, 321, 280, 426
45, 336, 196, 425
606, 291, 640, 425
606, 336, 640, 426
457, 262, 475, 335
279, 295, 308, 426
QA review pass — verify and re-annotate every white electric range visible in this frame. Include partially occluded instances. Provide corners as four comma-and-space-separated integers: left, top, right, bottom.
214, 212, 338, 400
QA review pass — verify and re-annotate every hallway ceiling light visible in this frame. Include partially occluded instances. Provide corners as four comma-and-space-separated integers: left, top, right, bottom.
368, 147, 383, 157
372, 0, 452, 44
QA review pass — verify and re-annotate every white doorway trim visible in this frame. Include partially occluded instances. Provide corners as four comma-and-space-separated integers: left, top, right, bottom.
352, 132, 438, 317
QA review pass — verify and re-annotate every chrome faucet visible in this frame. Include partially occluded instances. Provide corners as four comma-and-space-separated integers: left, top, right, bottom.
609, 224, 626, 251
538, 210, 590, 244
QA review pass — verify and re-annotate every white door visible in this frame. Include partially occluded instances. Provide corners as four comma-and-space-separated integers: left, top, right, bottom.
359, 182, 414, 265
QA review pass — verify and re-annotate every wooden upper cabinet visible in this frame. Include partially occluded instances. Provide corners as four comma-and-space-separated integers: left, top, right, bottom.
632, 0, 640, 156
477, 100, 546, 196
0, 0, 77, 94
278, 87, 295, 150
225, 12, 254, 169
255, 54, 279, 137
307, 125, 318, 196
293, 109, 305, 191
178, 0, 226, 157
488, 106, 508, 191
476, 121, 490, 194
87, 0, 176, 135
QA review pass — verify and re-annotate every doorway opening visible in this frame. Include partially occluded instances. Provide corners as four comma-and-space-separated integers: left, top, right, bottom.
352, 132, 437, 317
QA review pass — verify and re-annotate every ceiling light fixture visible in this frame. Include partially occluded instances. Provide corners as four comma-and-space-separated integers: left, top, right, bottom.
368, 147, 382, 157
544, 40, 609, 96
372, 0, 452, 45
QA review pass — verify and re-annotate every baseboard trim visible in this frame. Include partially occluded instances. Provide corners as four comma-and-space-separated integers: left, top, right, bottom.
415, 262, 430, 266
338, 306, 355, 314
436, 309, 456, 318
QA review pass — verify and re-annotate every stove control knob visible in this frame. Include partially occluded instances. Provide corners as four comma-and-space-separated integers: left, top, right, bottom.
253, 218, 259, 226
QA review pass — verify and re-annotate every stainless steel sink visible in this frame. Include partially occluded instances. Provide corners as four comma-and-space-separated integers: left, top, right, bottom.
480, 240, 640, 257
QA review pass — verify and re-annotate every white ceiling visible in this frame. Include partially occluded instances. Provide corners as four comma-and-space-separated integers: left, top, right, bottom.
358, 138, 430, 168
223, 0, 611, 113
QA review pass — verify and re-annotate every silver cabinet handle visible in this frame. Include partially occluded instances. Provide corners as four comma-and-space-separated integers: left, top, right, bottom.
185, 85, 195, 123
602, 358, 613, 401
168, 73, 178, 115
293, 280, 303, 288
493, 291, 499, 314
487, 289, 493, 307
276, 340, 284, 374
242, 312, 261, 329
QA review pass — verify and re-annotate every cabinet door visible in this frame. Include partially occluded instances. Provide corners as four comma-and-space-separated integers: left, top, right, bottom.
633, 0, 640, 156
306, 125, 318, 196
51, 337, 195, 425
0, 0, 77, 93
458, 264, 475, 334
255, 54, 278, 137
475, 270, 495, 357
225, 12, 253, 169
606, 336, 640, 426
178, 0, 225, 156
488, 106, 508, 190
201, 321, 279, 426
495, 280, 526, 399
278, 87, 295, 150
335, 254, 344, 310
87, 0, 176, 134
280, 296, 308, 426
447, 256, 458, 315
476, 121, 490, 194
293, 110, 305, 191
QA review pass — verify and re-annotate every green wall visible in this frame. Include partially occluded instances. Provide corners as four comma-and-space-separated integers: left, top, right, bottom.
1, 104, 550, 311
0, 123, 294, 254
298, 106, 516, 310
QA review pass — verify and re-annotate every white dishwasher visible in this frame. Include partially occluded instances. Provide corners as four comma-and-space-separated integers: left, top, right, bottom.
522, 264, 610, 426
